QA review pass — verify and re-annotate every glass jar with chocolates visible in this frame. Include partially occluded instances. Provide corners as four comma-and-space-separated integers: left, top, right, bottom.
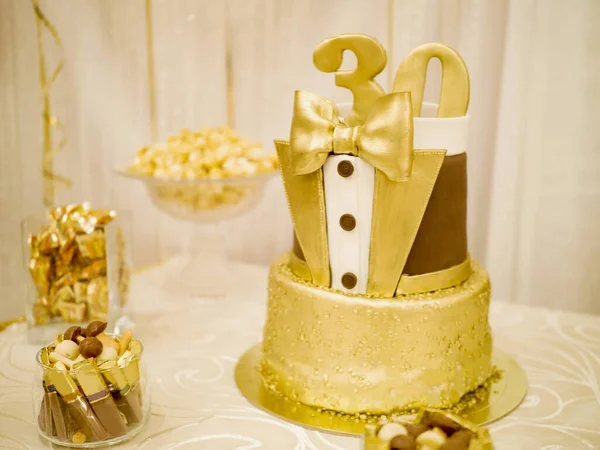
33, 322, 150, 447
362, 410, 493, 450
22, 204, 132, 344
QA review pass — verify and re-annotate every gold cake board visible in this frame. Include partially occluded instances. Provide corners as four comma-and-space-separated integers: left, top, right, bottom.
235, 344, 527, 436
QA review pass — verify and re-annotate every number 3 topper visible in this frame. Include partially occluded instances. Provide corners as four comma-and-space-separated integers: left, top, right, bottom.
392, 43, 470, 118
313, 34, 387, 126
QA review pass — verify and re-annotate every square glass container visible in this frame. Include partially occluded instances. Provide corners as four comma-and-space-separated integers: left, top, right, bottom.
21, 206, 134, 344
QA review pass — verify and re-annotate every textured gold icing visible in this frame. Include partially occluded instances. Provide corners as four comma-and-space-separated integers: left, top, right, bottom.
261, 252, 492, 414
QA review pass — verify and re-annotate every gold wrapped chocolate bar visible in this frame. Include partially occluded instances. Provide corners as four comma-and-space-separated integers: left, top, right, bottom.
33, 322, 149, 447
24, 203, 131, 341
363, 410, 493, 450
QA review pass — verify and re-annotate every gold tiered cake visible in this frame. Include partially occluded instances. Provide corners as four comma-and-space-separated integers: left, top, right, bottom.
261, 35, 492, 414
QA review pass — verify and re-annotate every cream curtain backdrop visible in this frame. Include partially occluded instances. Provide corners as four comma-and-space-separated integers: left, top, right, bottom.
0, 0, 599, 320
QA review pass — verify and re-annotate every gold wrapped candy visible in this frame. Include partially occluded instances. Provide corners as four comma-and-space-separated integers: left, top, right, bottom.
363, 409, 493, 450
27, 204, 130, 326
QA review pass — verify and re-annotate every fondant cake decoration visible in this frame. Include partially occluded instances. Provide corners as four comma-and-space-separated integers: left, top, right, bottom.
281, 34, 472, 296
392, 42, 470, 118
368, 150, 446, 295
313, 34, 387, 125
289, 90, 414, 182
275, 139, 330, 287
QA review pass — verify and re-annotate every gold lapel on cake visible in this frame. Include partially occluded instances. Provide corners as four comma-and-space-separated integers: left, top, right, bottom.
367, 151, 446, 296
274, 140, 330, 287
288, 249, 312, 282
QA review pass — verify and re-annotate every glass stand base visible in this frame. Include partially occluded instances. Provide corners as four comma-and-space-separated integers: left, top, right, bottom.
156, 223, 229, 298
164, 252, 228, 298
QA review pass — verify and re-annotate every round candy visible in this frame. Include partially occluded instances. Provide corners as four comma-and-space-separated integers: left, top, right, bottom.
97, 333, 119, 351
390, 434, 417, 450
423, 413, 462, 435
405, 423, 429, 438
378, 423, 408, 441
64, 326, 83, 342
97, 346, 118, 362
79, 337, 103, 358
416, 428, 447, 450
55, 339, 80, 360
85, 321, 107, 337
440, 429, 473, 450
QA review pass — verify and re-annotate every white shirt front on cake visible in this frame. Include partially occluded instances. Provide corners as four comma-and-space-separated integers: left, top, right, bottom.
323, 103, 470, 293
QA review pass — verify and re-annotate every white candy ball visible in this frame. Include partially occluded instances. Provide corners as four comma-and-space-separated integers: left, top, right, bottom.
377, 423, 408, 441
55, 340, 80, 360
416, 428, 447, 449
97, 346, 118, 362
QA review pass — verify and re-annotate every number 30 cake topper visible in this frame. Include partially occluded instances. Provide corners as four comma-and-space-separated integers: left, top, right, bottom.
313, 34, 470, 121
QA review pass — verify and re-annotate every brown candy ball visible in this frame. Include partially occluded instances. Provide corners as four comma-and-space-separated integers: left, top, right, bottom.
405, 423, 429, 439
440, 429, 474, 450
85, 321, 107, 338
79, 337, 103, 358
64, 326, 82, 342
390, 434, 417, 450
422, 412, 462, 436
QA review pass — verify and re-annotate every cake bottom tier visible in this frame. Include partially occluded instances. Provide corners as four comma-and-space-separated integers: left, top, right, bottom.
260, 253, 493, 414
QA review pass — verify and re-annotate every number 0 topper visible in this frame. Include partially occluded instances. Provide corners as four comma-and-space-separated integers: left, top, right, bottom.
392, 43, 470, 118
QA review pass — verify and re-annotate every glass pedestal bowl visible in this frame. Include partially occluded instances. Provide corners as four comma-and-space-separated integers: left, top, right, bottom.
117, 169, 277, 297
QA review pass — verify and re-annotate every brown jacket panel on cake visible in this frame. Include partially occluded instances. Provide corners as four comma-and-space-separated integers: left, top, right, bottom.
291, 153, 467, 278
403, 152, 468, 275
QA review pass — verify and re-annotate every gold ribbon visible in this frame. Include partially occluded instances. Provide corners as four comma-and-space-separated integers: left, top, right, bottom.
145, 0, 157, 142
0, 316, 26, 334
289, 90, 414, 182
32, 0, 71, 206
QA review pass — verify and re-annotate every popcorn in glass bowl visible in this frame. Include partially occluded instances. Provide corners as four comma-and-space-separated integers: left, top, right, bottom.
117, 126, 279, 296
123, 126, 278, 221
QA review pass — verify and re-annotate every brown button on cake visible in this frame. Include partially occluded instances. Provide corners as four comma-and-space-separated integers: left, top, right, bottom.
337, 160, 354, 177
341, 272, 357, 289
339, 214, 356, 231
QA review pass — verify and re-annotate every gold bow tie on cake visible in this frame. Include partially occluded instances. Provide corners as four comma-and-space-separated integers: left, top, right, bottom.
289, 90, 414, 181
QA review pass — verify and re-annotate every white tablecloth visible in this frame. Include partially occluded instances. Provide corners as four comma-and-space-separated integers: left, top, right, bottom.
1, 259, 599, 449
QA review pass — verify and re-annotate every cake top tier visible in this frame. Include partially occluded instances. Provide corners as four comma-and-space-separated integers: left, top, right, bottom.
275, 34, 472, 298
